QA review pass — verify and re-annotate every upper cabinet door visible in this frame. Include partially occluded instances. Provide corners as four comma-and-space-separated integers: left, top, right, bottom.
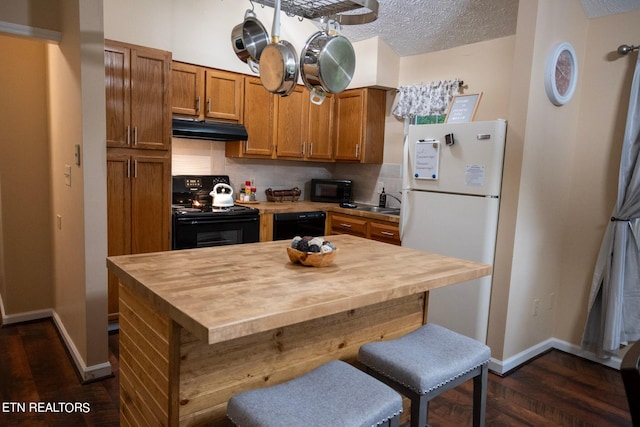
130, 46, 172, 150
334, 90, 364, 161
205, 69, 244, 122
334, 88, 385, 164
105, 40, 171, 151
105, 44, 131, 148
240, 76, 274, 157
275, 85, 307, 159
171, 62, 205, 118
305, 90, 334, 161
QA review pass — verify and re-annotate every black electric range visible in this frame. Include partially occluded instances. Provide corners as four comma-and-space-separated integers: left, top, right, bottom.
171, 175, 260, 249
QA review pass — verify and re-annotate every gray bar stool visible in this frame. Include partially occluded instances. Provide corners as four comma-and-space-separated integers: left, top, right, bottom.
227, 360, 403, 427
358, 323, 491, 427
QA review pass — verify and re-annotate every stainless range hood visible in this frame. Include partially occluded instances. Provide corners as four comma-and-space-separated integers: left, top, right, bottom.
172, 118, 248, 141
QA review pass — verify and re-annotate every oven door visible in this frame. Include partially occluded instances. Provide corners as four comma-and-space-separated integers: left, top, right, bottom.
172, 215, 260, 249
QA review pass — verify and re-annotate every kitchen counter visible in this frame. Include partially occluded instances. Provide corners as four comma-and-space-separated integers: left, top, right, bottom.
107, 235, 490, 426
236, 200, 400, 241
236, 200, 335, 214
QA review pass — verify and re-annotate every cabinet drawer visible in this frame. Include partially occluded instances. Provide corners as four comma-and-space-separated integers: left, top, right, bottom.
370, 222, 401, 245
331, 214, 367, 237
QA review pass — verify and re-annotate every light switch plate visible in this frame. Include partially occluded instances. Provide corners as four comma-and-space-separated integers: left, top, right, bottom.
64, 165, 71, 186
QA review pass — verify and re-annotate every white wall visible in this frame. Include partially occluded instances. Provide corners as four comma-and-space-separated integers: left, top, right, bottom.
498, 0, 589, 359
556, 8, 640, 346
0, 35, 53, 318
47, 0, 109, 375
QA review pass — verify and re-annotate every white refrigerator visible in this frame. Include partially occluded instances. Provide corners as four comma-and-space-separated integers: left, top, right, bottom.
401, 119, 507, 343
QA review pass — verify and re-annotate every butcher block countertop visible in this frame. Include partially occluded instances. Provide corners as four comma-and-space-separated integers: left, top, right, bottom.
237, 200, 400, 223
107, 234, 491, 346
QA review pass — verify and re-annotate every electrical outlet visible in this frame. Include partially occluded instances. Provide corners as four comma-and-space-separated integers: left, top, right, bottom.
532, 298, 540, 317
376, 181, 384, 193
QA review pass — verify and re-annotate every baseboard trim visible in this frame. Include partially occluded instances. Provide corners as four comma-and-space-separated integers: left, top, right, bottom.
1, 305, 52, 325
51, 311, 113, 382
552, 338, 622, 369
489, 338, 622, 375
489, 338, 555, 375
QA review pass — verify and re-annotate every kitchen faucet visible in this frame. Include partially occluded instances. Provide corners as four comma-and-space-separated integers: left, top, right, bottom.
384, 192, 402, 207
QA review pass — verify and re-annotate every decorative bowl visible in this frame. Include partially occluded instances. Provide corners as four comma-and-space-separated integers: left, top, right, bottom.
286, 247, 337, 267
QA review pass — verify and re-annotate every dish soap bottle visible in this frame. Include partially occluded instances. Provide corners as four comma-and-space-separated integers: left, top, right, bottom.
378, 187, 387, 208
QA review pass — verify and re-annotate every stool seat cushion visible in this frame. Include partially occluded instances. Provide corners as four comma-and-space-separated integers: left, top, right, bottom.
359, 323, 491, 395
227, 360, 402, 427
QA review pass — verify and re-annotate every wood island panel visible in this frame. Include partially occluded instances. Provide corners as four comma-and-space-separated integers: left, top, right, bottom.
109, 234, 492, 426
178, 293, 425, 425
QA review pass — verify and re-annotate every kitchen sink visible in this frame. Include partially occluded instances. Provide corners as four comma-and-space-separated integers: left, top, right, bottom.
354, 206, 401, 216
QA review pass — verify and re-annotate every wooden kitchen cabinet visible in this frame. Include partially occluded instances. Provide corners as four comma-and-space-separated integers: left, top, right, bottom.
226, 76, 274, 158
105, 40, 171, 151
205, 68, 244, 122
329, 213, 368, 238
171, 62, 244, 122
334, 87, 386, 163
369, 220, 401, 245
171, 62, 204, 117
274, 85, 307, 159
305, 88, 334, 161
328, 212, 401, 245
106, 148, 171, 320
274, 86, 335, 161
105, 40, 172, 321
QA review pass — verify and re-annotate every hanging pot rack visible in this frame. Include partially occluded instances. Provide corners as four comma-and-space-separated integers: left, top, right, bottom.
250, 0, 379, 25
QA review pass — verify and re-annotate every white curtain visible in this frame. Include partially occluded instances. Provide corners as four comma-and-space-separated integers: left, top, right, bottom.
582, 52, 640, 358
392, 79, 460, 119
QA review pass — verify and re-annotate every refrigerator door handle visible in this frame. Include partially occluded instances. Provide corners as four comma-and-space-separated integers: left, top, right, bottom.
400, 133, 411, 241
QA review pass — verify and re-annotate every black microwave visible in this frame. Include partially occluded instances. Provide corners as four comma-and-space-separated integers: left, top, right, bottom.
310, 179, 353, 203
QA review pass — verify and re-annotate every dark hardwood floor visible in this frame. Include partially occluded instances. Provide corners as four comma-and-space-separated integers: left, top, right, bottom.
0, 319, 633, 426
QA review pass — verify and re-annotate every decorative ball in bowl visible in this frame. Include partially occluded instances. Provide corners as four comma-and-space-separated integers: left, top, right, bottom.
287, 236, 337, 267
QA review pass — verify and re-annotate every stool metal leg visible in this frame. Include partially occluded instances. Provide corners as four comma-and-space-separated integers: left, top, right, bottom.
411, 394, 428, 427
472, 363, 488, 427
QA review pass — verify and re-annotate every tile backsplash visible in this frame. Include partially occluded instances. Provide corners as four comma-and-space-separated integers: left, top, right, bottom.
172, 138, 401, 206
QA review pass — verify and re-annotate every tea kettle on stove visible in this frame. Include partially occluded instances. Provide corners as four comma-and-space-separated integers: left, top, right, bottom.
210, 183, 234, 208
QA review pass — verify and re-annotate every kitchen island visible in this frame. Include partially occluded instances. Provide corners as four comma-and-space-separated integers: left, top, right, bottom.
107, 234, 492, 426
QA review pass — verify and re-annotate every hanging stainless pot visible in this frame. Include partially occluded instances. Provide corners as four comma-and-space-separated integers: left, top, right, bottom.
300, 20, 355, 105
231, 9, 269, 73
259, 0, 298, 97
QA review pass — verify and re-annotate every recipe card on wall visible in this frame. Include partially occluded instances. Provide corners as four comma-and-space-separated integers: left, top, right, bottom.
414, 139, 440, 180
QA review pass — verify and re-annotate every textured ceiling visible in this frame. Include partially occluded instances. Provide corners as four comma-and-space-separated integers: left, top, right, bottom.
580, 0, 640, 18
317, 0, 640, 57
337, 0, 518, 57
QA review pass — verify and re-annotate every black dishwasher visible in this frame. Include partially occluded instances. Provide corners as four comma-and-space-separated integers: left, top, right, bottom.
272, 211, 326, 241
